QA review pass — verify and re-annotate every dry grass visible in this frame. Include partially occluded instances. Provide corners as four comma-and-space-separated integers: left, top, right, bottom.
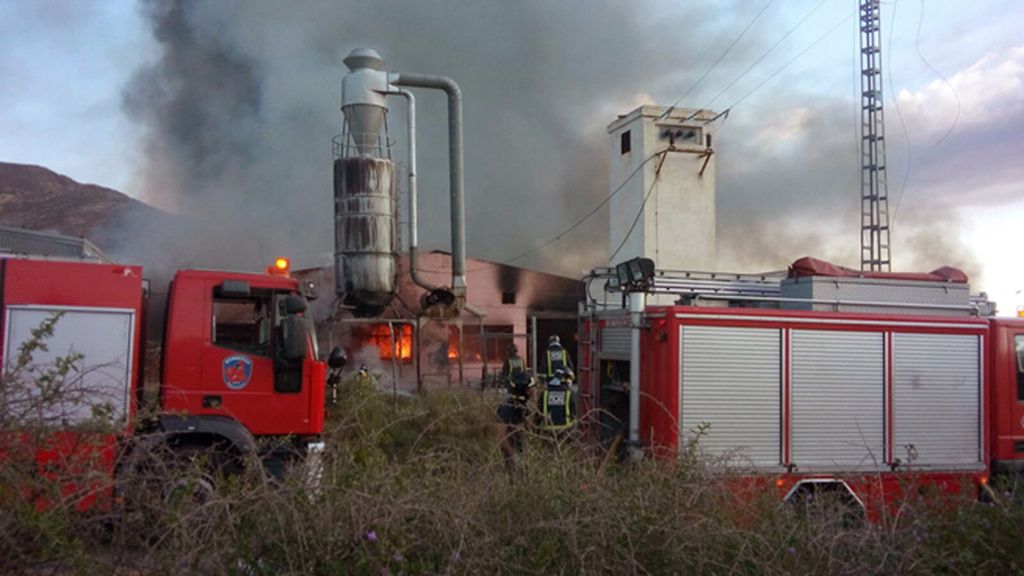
3, 381, 1024, 575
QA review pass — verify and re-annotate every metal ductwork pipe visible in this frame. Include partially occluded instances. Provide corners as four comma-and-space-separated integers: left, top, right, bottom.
390, 72, 467, 297
385, 88, 438, 293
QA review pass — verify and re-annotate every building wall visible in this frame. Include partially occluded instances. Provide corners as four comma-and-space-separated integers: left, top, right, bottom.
607, 106, 717, 272
297, 252, 580, 387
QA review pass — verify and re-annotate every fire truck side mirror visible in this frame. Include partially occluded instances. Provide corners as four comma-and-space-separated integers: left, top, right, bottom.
280, 315, 307, 362
283, 294, 308, 315
328, 346, 347, 370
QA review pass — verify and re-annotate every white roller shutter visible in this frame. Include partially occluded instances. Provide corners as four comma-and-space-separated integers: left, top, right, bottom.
600, 327, 630, 360
791, 330, 884, 471
892, 333, 981, 467
4, 306, 134, 426
681, 325, 781, 468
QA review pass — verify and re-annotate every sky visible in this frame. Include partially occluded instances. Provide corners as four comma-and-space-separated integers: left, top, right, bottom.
0, 0, 1021, 314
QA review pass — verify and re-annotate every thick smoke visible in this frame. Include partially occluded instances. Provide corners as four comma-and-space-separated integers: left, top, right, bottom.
116, 0, 1009, 296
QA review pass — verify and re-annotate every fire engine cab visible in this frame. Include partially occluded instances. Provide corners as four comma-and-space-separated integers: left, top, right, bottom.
0, 255, 329, 507
580, 257, 1024, 510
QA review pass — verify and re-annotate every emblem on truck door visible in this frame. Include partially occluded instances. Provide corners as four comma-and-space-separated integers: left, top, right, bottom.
223, 355, 254, 389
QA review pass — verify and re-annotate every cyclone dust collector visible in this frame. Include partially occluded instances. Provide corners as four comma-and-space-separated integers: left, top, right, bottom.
335, 48, 467, 317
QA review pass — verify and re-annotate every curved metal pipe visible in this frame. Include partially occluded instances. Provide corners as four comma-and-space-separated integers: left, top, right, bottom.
390, 72, 466, 297
386, 89, 439, 292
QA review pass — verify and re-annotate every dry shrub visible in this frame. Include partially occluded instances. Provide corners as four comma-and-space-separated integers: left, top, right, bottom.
3, 377, 1024, 574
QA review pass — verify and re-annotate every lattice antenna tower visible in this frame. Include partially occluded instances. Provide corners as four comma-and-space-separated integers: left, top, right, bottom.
859, 0, 891, 271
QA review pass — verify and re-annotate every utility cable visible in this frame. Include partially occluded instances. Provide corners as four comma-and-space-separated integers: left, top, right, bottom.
891, 0, 961, 226
915, 0, 959, 153
610, 151, 669, 263
886, 0, 913, 232
719, 8, 857, 113
660, 0, 778, 120
502, 150, 667, 265
681, 0, 833, 124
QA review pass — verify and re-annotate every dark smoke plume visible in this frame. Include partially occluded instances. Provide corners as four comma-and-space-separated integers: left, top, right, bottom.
115, 0, 999, 295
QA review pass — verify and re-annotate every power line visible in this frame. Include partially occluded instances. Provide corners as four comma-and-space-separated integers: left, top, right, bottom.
886, 0, 913, 234
722, 8, 857, 112
502, 150, 667, 265
610, 152, 668, 262
660, 0, 778, 120
690, 0, 833, 117
891, 0, 962, 227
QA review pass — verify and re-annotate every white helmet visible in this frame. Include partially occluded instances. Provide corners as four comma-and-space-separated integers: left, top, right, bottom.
548, 334, 560, 345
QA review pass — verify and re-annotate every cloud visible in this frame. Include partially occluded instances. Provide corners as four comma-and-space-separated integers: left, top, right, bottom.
896, 46, 1024, 139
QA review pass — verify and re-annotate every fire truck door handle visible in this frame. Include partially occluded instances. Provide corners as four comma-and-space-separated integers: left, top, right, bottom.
202, 395, 223, 409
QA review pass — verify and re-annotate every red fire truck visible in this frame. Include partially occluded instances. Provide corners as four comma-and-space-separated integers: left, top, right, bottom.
0, 256, 331, 508
580, 257, 1024, 513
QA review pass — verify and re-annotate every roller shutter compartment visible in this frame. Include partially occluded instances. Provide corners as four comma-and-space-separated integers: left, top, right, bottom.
892, 333, 981, 468
791, 330, 884, 471
680, 325, 781, 468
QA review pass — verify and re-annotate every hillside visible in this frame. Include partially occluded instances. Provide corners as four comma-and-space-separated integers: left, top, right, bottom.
0, 161, 167, 248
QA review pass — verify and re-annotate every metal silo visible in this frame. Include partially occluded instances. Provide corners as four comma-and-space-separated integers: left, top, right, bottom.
334, 49, 397, 316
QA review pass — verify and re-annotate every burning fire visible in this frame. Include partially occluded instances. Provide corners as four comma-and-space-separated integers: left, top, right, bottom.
369, 324, 413, 361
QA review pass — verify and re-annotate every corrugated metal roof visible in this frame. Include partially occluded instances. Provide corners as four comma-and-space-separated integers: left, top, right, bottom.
0, 225, 111, 262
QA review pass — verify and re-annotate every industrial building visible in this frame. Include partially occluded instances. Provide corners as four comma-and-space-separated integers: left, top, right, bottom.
296, 251, 580, 390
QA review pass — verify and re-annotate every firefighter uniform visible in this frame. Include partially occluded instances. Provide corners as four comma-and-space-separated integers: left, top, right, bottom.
497, 371, 535, 467
543, 335, 573, 380
538, 371, 575, 432
501, 344, 527, 388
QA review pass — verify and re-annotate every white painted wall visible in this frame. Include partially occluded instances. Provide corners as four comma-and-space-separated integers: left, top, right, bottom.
607, 106, 717, 272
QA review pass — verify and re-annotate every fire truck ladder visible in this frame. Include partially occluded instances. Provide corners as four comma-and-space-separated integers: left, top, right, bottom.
647, 269, 785, 300
583, 267, 992, 316
584, 267, 786, 308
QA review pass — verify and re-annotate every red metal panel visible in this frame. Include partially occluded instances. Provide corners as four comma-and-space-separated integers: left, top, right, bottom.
988, 319, 1024, 464
2, 259, 143, 309
639, 314, 679, 453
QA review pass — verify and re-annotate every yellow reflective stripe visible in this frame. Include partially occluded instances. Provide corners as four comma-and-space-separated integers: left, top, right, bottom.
542, 390, 549, 421
566, 390, 573, 426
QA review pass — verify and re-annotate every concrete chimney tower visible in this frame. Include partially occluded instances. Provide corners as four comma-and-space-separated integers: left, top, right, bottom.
607, 106, 717, 271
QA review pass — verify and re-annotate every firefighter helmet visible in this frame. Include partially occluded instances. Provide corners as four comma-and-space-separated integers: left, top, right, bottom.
548, 334, 560, 345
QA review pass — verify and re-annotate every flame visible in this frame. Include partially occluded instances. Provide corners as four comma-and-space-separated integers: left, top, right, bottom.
447, 332, 459, 359
369, 324, 413, 361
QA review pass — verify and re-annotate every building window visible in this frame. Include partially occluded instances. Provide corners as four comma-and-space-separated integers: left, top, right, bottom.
449, 324, 514, 363
366, 323, 414, 362
620, 130, 631, 155
502, 291, 516, 305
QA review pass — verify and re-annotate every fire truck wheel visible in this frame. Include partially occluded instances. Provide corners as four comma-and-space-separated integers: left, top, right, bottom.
122, 440, 239, 521
161, 445, 220, 506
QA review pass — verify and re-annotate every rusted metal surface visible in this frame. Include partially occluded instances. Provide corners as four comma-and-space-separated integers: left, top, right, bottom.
333, 156, 397, 312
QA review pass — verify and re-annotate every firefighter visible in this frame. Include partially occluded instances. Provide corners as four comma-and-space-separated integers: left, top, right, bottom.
500, 343, 526, 388
537, 367, 576, 436
543, 334, 573, 381
496, 370, 535, 470
341, 363, 375, 393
